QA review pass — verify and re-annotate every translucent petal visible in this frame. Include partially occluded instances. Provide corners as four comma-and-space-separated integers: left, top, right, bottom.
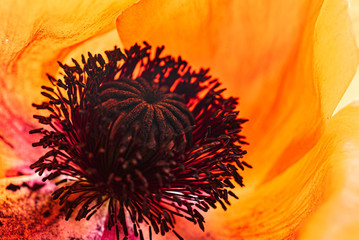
117, 0, 358, 186
298, 102, 359, 240
334, 0, 359, 114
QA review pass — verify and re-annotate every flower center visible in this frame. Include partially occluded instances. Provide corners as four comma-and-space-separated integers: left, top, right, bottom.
98, 77, 194, 149
142, 87, 161, 104
30, 43, 250, 240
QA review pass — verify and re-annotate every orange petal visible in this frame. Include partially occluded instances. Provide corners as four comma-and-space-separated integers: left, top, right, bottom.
0, 0, 138, 176
333, 0, 359, 114
166, 103, 359, 240
117, 0, 358, 186
0, 174, 108, 239
349, 0, 359, 47
61, 29, 123, 66
298, 102, 359, 239
263, 0, 358, 183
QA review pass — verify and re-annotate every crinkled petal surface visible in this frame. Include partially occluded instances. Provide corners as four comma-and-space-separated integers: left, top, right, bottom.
117, 0, 358, 186
298, 102, 359, 240
0, 0, 138, 177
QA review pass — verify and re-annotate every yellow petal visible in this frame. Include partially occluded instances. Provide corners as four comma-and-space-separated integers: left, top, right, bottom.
117, 0, 358, 186
349, 0, 359, 47
0, 174, 108, 239
0, 0, 137, 176
298, 102, 359, 240
334, 0, 359, 114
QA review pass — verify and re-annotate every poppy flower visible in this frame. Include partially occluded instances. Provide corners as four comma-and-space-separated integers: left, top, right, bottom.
0, 0, 359, 239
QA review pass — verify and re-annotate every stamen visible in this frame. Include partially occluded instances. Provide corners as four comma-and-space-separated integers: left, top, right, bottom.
30, 42, 249, 239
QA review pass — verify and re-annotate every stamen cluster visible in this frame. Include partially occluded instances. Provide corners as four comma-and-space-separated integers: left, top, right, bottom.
30, 43, 249, 240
